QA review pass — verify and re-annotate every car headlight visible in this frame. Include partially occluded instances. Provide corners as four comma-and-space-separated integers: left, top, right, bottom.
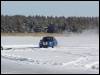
49, 42, 52, 44
50, 42, 52, 44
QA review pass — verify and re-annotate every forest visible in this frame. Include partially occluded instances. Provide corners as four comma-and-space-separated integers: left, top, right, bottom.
1, 15, 99, 33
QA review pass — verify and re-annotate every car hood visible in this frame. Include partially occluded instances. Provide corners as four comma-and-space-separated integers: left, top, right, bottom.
41, 40, 53, 42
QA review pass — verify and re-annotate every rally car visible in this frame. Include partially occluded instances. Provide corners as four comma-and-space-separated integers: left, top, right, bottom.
1, 46, 12, 50
39, 36, 58, 48
1, 46, 3, 50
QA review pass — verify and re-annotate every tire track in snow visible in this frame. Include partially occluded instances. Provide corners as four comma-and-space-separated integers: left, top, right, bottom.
1, 53, 63, 66
62, 56, 99, 69
1, 52, 99, 70
1, 46, 99, 70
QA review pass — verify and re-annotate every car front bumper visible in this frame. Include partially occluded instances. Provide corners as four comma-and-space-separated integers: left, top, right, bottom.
39, 42, 53, 47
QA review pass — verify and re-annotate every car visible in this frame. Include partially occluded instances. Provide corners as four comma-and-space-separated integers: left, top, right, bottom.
39, 36, 58, 48
1, 46, 3, 50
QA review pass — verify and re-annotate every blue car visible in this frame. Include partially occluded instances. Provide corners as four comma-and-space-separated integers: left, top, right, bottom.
39, 36, 58, 48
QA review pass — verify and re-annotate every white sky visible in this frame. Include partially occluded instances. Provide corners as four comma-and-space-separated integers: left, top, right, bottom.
1, 1, 99, 18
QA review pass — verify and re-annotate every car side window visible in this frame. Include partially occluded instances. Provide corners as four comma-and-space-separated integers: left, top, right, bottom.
54, 38, 56, 41
53, 37, 55, 41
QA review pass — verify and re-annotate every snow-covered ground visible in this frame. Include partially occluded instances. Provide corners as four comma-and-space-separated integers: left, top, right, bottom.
1, 34, 99, 74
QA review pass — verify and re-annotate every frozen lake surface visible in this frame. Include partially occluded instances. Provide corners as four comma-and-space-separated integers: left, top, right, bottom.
1, 35, 99, 74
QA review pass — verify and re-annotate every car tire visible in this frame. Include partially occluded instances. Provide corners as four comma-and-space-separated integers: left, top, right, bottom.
52, 43, 54, 48
40, 46, 42, 48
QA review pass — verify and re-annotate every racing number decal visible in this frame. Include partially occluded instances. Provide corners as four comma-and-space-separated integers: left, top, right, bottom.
43, 42, 48, 45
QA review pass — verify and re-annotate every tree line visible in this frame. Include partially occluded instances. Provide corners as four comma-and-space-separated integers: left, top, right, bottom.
1, 15, 99, 33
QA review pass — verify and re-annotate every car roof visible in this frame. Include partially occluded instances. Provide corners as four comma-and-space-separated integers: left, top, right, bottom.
43, 36, 54, 38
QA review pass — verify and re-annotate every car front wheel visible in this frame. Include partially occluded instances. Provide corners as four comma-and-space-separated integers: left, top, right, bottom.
52, 43, 54, 48
40, 46, 42, 48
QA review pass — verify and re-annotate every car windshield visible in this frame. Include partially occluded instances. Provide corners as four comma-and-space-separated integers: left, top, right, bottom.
43, 37, 53, 41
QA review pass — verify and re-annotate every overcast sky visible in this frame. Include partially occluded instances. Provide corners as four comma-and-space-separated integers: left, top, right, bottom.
1, 1, 99, 18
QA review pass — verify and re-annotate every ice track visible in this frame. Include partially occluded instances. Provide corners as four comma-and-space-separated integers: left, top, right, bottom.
1, 45, 99, 70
